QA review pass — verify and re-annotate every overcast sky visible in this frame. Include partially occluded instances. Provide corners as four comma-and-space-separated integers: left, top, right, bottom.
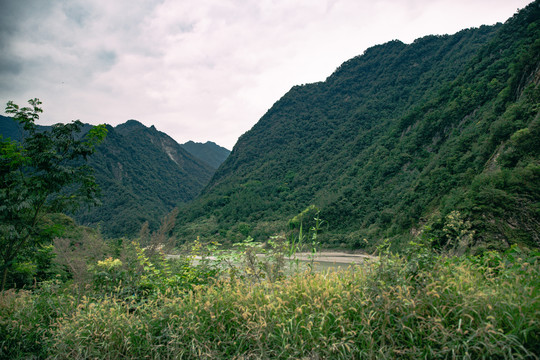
0, 0, 532, 149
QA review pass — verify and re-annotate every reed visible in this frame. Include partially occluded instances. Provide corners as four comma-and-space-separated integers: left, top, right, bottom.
1, 246, 538, 359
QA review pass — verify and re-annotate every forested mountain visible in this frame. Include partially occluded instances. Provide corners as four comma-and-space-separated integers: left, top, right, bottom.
174, 1, 540, 251
78, 120, 216, 237
0, 115, 27, 140
0, 117, 215, 238
181, 140, 230, 169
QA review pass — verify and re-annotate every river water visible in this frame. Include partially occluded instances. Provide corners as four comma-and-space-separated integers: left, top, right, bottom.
287, 252, 375, 272
168, 251, 376, 272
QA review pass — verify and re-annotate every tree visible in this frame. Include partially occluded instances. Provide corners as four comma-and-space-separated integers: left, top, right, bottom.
0, 99, 107, 291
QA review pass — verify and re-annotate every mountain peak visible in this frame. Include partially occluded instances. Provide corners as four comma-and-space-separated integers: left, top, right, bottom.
174, 3, 540, 249
122, 119, 146, 127
115, 119, 148, 133
181, 140, 230, 169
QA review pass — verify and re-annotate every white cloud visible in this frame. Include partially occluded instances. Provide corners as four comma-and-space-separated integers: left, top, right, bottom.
0, 0, 533, 149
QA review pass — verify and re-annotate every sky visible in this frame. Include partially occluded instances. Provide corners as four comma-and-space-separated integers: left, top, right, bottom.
0, 0, 533, 149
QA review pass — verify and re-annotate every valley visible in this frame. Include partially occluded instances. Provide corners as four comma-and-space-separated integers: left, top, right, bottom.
1, 1, 539, 358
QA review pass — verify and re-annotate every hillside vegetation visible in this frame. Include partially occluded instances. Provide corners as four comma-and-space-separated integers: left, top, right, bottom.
0, 117, 217, 238
79, 120, 217, 237
181, 140, 231, 169
175, 2, 540, 251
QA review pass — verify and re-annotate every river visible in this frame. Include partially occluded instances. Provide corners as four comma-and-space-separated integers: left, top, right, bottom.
167, 251, 376, 272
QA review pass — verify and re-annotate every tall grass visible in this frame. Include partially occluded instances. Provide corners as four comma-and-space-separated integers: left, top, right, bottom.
1, 246, 538, 359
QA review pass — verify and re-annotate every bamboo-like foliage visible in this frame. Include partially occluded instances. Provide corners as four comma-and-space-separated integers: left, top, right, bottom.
1, 245, 538, 359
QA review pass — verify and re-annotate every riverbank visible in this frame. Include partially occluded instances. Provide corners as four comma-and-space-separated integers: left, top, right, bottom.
167, 251, 377, 266
292, 251, 375, 264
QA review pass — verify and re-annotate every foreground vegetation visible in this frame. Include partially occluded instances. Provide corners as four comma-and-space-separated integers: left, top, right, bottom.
1, 238, 538, 359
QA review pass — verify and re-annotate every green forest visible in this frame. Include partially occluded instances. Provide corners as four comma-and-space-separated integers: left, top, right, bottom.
79, 120, 217, 237
1, 1, 539, 359
0, 116, 226, 238
174, 2, 540, 253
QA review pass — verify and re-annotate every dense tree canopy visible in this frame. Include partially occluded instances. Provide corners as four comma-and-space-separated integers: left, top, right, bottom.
0, 99, 107, 290
0, 117, 218, 239
174, 2, 540, 251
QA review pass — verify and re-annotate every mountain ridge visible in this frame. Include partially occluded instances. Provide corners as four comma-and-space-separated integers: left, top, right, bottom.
174, 1, 540, 250
79, 120, 215, 237
181, 140, 230, 169
0, 116, 225, 237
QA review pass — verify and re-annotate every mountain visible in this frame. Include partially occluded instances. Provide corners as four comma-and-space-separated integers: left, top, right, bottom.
0, 117, 215, 238
0, 115, 56, 139
78, 120, 216, 237
181, 141, 230, 169
174, 1, 540, 251
0, 115, 25, 140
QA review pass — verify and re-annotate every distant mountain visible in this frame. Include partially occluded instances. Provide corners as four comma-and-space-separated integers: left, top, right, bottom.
0, 117, 215, 238
181, 141, 230, 169
80, 120, 216, 237
0, 115, 56, 139
0, 115, 24, 140
174, 1, 540, 251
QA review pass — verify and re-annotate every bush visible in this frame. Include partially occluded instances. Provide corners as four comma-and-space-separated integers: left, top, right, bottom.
1, 244, 538, 359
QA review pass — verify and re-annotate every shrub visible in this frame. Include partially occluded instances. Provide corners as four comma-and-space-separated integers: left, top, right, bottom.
50, 247, 540, 359
2, 244, 538, 359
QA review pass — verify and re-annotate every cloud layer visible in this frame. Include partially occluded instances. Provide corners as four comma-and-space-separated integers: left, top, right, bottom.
0, 0, 532, 148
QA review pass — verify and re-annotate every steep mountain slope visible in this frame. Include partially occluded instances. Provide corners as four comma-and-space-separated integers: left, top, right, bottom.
181, 140, 230, 169
78, 120, 214, 237
0, 117, 215, 238
175, 2, 540, 250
